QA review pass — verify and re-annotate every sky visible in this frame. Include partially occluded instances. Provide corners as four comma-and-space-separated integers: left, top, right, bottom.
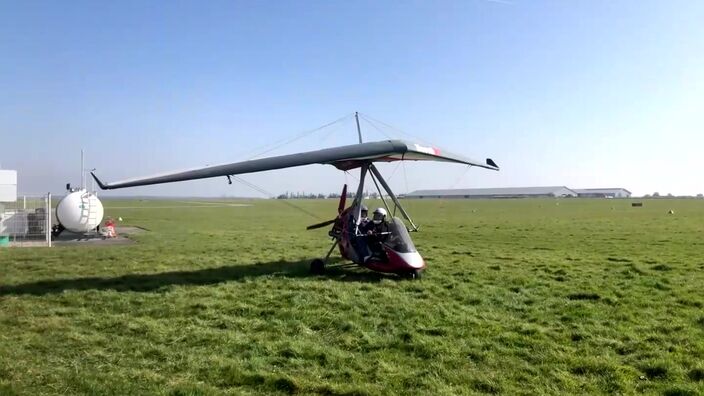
1, 0, 703, 197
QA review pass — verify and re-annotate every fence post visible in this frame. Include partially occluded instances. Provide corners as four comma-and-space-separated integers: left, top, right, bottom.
46, 193, 52, 247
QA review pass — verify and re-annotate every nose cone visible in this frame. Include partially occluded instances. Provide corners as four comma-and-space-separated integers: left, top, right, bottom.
387, 249, 426, 270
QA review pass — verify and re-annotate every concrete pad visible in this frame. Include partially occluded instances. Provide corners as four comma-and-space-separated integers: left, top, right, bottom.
52, 226, 145, 247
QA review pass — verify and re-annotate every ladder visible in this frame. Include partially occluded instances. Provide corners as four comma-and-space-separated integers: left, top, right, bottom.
79, 192, 98, 229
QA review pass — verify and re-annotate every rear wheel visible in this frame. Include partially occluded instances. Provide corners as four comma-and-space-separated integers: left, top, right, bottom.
310, 259, 325, 275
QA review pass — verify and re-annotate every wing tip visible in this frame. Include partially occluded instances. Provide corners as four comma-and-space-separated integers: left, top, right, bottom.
90, 172, 109, 190
486, 158, 499, 170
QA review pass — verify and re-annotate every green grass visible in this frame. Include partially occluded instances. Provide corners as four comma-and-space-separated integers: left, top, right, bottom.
1, 198, 704, 395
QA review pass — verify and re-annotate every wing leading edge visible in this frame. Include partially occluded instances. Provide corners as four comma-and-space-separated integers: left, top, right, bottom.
91, 139, 499, 190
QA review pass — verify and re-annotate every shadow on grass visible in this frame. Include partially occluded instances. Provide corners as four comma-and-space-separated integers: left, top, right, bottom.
0, 259, 396, 296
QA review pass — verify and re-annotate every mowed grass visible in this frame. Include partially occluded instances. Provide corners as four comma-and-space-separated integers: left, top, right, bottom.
1, 198, 704, 395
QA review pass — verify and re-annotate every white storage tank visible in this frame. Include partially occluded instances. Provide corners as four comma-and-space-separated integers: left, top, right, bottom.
56, 190, 104, 233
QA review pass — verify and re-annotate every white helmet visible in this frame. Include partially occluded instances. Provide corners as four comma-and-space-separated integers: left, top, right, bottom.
372, 207, 387, 224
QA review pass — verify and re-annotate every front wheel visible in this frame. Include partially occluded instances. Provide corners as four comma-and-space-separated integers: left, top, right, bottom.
403, 269, 422, 280
310, 259, 325, 275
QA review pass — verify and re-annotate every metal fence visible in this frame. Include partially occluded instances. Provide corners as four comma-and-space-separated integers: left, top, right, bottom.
0, 193, 52, 247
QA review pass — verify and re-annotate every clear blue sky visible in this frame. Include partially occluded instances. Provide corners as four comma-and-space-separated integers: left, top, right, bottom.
1, 0, 702, 197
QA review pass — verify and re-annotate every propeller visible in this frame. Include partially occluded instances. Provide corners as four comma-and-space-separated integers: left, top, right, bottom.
338, 184, 347, 214
307, 184, 348, 230
306, 218, 337, 230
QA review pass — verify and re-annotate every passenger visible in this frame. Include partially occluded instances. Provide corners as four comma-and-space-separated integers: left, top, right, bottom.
362, 208, 390, 262
351, 205, 371, 260
359, 205, 369, 227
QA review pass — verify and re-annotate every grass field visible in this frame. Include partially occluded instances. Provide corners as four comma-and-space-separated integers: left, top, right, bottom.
1, 198, 704, 395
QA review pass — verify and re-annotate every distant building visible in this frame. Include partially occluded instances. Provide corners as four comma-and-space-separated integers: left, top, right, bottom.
405, 186, 578, 199
573, 188, 631, 198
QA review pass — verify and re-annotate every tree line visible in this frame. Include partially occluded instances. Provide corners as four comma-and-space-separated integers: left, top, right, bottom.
275, 191, 381, 200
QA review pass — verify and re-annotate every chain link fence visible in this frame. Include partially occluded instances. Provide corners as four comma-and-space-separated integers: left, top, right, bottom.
0, 193, 52, 247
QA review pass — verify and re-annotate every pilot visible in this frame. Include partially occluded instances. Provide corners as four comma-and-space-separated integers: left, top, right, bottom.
363, 207, 388, 230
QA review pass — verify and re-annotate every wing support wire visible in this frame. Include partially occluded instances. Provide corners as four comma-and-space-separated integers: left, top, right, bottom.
228, 174, 321, 220
244, 113, 354, 161
368, 164, 418, 231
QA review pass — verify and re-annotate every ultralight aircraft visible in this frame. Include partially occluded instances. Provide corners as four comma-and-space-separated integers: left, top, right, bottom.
91, 113, 499, 278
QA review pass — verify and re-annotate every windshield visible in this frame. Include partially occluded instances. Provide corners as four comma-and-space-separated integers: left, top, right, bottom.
384, 217, 417, 253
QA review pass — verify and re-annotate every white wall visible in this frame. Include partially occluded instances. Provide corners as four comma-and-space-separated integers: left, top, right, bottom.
0, 170, 18, 202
